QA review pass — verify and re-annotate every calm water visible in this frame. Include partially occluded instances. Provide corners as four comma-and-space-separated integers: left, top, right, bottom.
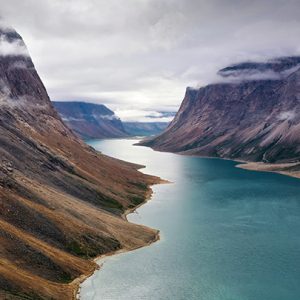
81, 139, 300, 300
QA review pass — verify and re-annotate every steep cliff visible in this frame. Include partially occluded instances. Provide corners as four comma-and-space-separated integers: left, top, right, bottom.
53, 101, 128, 139
141, 57, 300, 175
0, 27, 160, 299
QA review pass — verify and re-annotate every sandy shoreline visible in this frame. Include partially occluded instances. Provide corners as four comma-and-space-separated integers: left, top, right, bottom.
184, 153, 300, 180
236, 161, 300, 180
72, 178, 168, 300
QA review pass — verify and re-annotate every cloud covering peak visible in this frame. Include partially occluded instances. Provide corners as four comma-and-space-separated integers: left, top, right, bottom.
0, 35, 29, 57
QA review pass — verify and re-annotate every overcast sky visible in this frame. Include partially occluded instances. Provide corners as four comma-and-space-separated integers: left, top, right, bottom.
1, 0, 300, 121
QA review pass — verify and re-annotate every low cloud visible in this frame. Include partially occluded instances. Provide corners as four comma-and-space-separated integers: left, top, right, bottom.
0, 36, 29, 57
215, 64, 300, 84
0, 79, 16, 107
281, 64, 300, 77
217, 69, 281, 83
9, 60, 29, 69
115, 109, 175, 123
278, 111, 296, 121
0, 79, 10, 97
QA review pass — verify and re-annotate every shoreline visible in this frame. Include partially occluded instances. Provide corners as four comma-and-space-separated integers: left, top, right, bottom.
236, 161, 300, 180
75, 230, 161, 300
138, 144, 300, 180
72, 178, 169, 300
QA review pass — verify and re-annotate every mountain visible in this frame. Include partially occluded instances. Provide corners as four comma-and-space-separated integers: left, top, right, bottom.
140, 57, 300, 177
123, 122, 169, 136
0, 27, 161, 299
53, 101, 128, 139
123, 111, 175, 136
54, 101, 174, 138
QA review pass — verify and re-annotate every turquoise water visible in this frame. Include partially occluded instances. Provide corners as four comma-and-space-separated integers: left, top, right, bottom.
81, 139, 300, 300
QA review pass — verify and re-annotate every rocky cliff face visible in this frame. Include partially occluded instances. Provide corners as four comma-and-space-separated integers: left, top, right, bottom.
0, 27, 160, 299
53, 101, 128, 139
141, 57, 300, 166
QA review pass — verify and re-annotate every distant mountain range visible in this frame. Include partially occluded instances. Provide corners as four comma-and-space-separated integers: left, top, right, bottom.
140, 57, 300, 177
53, 101, 174, 138
53, 101, 128, 139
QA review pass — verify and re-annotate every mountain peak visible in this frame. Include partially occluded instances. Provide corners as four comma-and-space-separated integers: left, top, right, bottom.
0, 27, 51, 109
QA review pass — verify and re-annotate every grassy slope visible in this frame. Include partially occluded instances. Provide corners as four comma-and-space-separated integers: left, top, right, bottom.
0, 108, 161, 299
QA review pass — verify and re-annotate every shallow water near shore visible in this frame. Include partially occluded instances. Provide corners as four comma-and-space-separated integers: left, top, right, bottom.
81, 138, 300, 300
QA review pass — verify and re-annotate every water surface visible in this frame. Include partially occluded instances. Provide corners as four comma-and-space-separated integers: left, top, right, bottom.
81, 139, 300, 300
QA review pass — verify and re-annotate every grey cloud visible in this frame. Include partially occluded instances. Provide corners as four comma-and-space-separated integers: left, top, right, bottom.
217, 69, 281, 83
115, 109, 175, 122
215, 63, 300, 84
0, 0, 299, 120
